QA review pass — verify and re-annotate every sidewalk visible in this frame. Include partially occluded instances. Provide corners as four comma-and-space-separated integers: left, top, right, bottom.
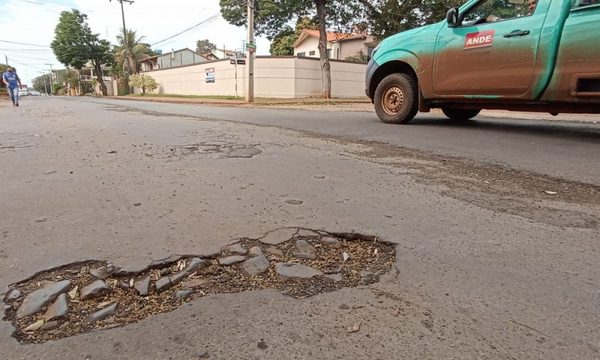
107, 95, 600, 123
107, 95, 370, 107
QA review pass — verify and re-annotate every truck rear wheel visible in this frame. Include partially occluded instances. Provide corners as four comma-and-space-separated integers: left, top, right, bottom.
374, 73, 419, 124
442, 108, 481, 121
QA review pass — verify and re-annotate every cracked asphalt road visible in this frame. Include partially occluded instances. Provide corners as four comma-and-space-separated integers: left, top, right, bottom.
1, 97, 599, 360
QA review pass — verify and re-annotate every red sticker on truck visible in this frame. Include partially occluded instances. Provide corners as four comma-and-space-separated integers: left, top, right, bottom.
464, 30, 495, 49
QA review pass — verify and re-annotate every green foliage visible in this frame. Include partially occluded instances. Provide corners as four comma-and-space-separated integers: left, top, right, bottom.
196, 39, 217, 56
0, 64, 6, 89
270, 17, 317, 55
219, 0, 359, 98
51, 10, 91, 69
51, 9, 113, 95
269, 27, 295, 55
113, 29, 155, 76
345, 51, 370, 63
358, 0, 464, 39
53, 83, 65, 95
81, 81, 94, 95
64, 70, 80, 93
129, 74, 158, 95
220, 0, 311, 40
32, 75, 52, 93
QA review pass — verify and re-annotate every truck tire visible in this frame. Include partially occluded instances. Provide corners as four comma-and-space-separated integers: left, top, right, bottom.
442, 108, 481, 121
374, 73, 419, 124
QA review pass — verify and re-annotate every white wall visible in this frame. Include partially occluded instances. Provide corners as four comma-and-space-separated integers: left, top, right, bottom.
138, 56, 367, 98
294, 37, 330, 58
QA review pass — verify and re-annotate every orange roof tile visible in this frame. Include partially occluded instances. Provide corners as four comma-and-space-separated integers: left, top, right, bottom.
303, 29, 367, 43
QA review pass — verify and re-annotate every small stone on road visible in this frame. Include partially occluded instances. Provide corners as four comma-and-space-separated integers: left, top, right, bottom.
5, 289, 21, 302
218, 255, 247, 266
24, 319, 45, 332
275, 263, 323, 281
16, 280, 71, 318
294, 239, 317, 260
155, 277, 172, 293
134, 276, 151, 296
185, 258, 208, 274
241, 255, 271, 276
265, 246, 284, 257
44, 294, 69, 321
175, 290, 193, 300
248, 246, 263, 257
320, 236, 341, 248
89, 303, 117, 323
80, 280, 111, 300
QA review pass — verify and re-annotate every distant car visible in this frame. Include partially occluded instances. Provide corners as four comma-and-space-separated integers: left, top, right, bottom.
18, 88, 29, 96
29, 90, 41, 96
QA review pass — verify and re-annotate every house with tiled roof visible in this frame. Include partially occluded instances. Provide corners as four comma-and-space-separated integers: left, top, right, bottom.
292, 29, 377, 61
139, 48, 208, 72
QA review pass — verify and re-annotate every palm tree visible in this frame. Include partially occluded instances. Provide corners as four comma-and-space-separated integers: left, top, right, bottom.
113, 29, 154, 75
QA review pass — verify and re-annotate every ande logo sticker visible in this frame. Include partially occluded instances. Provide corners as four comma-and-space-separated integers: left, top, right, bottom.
464, 30, 495, 49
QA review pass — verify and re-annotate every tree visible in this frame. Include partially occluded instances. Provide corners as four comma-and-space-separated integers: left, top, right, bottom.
0, 64, 6, 90
196, 39, 217, 57
51, 10, 113, 95
220, 0, 360, 98
270, 27, 295, 55
357, 0, 463, 39
129, 74, 158, 95
114, 29, 155, 76
32, 75, 52, 93
64, 69, 80, 95
89, 37, 113, 95
345, 50, 369, 63
270, 17, 317, 56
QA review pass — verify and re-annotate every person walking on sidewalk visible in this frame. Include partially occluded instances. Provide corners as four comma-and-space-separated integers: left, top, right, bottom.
2, 67, 22, 107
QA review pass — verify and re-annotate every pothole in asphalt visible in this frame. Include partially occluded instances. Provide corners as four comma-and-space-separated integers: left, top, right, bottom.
0, 132, 42, 151
2, 228, 396, 344
144, 142, 262, 160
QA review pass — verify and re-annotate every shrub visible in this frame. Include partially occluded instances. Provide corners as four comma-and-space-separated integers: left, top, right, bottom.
128, 74, 158, 95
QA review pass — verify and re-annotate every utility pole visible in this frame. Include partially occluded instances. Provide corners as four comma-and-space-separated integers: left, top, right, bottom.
4, 55, 8, 66
110, 0, 134, 94
246, 0, 255, 103
45, 63, 54, 84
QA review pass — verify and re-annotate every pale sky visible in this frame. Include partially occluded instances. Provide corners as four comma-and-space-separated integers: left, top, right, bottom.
0, 0, 271, 84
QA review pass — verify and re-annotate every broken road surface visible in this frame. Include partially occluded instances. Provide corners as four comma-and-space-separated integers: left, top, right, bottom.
1, 97, 599, 359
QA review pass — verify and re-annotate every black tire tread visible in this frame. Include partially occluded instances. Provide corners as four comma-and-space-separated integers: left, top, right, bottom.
374, 73, 419, 124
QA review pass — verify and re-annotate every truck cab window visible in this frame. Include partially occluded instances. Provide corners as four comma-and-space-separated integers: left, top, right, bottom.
462, 0, 536, 26
578, 0, 600, 6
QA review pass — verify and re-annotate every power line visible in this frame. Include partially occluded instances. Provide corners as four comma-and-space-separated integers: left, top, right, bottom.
0, 40, 49, 48
150, 14, 220, 46
0, 48, 52, 52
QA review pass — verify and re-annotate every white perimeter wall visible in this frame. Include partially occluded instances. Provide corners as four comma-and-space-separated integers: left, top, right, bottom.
138, 57, 367, 98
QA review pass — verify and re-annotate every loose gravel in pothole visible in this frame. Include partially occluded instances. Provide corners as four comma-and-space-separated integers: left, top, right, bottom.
2, 228, 396, 344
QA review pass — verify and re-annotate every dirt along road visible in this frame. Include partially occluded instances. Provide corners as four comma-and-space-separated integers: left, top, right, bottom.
1, 97, 599, 359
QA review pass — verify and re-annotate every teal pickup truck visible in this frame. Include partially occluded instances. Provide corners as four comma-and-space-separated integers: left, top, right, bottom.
366, 0, 600, 123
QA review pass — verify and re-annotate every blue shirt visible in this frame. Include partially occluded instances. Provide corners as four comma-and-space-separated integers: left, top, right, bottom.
2, 71, 20, 89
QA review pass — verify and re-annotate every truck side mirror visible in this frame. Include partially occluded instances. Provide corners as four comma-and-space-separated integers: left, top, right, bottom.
446, 8, 459, 28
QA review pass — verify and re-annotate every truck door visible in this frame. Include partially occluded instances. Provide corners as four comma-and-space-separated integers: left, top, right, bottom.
433, 0, 546, 98
542, 0, 600, 101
